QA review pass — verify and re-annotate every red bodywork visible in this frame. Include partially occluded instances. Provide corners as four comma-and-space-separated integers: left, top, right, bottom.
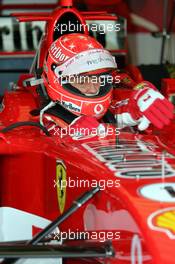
0, 75, 175, 264
0, 1, 175, 264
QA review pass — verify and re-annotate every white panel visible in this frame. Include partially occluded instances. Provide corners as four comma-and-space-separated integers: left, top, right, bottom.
31, 21, 45, 49
0, 207, 51, 241
128, 33, 175, 65
19, 22, 28, 51
0, 17, 14, 51
0, 207, 62, 264
128, 33, 162, 65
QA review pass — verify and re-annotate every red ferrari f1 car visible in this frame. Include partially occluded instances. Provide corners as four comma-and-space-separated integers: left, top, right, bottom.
0, 1, 175, 264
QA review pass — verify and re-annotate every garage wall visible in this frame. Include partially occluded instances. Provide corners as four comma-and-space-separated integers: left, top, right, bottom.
128, 33, 175, 65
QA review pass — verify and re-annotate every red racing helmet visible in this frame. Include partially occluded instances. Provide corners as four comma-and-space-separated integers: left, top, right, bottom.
42, 33, 117, 118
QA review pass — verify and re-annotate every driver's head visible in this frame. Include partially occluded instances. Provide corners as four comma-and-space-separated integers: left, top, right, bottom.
71, 75, 101, 96
42, 33, 117, 118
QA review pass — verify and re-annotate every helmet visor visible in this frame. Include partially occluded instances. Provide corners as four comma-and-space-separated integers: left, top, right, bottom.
54, 49, 117, 77
61, 72, 113, 98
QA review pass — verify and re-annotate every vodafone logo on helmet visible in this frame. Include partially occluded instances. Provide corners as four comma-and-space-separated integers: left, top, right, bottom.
50, 43, 69, 62
94, 104, 104, 115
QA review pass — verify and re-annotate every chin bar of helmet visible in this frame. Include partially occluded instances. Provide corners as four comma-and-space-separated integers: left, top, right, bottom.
39, 101, 57, 126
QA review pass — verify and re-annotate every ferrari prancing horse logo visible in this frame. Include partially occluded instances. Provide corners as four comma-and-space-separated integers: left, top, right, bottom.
56, 161, 67, 214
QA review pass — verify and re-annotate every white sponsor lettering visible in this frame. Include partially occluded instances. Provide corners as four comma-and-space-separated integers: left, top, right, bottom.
62, 101, 81, 113
50, 43, 69, 61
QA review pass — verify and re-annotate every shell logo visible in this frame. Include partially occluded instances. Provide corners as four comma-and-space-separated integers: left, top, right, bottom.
148, 207, 175, 239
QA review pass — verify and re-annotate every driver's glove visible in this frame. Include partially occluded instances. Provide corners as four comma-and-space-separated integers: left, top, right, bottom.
114, 81, 174, 131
